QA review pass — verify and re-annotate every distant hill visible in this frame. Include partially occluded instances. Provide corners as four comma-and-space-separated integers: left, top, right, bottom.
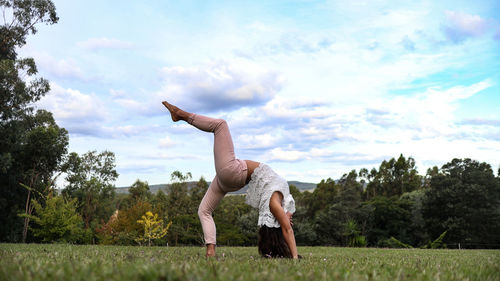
115, 181, 317, 195
288, 181, 317, 192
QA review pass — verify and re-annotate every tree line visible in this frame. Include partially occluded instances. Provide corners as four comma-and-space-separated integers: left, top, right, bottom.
5, 148, 500, 249
1, 1, 499, 248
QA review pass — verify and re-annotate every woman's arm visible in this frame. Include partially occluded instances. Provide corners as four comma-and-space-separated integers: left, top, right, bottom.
269, 191, 299, 259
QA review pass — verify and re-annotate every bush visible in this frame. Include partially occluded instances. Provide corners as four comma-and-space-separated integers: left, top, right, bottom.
349, 235, 367, 247
27, 196, 85, 243
343, 219, 367, 247
96, 201, 152, 245
378, 237, 412, 248
422, 231, 447, 249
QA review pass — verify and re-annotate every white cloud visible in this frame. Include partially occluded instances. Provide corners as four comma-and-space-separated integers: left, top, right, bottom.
159, 59, 284, 112
159, 136, 177, 148
230, 80, 494, 167
460, 118, 500, 127
36, 83, 110, 136
103, 59, 285, 119
268, 147, 306, 162
34, 53, 87, 81
376, 80, 492, 137
77, 38, 134, 50
110, 89, 126, 98
115, 98, 151, 116
445, 11, 487, 36
236, 133, 281, 150
261, 96, 332, 120
27, 1, 500, 185
38, 83, 107, 122
443, 11, 488, 42
105, 125, 158, 137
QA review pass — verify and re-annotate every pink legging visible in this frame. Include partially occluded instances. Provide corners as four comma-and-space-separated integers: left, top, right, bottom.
188, 113, 248, 245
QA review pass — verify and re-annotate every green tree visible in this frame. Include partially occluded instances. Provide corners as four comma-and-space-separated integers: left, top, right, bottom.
166, 171, 192, 217
423, 166, 439, 189
293, 215, 317, 246
18, 114, 68, 242
365, 196, 413, 245
300, 171, 369, 246
400, 189, 428, 246
0, 0, 58, 63
165, 171, 199, 245
364, 154, 422, 200
214, 195, 251, 246
313, 203, 345, 245
62, 151, 118, 230
0, 0, 65, 242
293, 179, 339, 245
302, 178, 338, 218
128, 179, 151, 203
26, 195, 84, 243
189, 176, 208, 205
422, 159, 500, 248
237, 208, 259, 246
337, 170, 363, 209
152, 189, 168, 216
288, 184, 301, 201
293, 190, 318, 245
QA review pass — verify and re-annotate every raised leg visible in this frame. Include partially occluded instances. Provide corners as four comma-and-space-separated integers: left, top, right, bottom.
162, 101, 236, 173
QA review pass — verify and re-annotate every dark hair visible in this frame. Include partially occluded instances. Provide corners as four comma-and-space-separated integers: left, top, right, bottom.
258, 226, 292, 258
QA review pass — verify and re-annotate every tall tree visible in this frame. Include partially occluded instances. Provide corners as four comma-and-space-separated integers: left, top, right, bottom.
0, 0, 58, 121
18, 112, 68, 242
62, 151, 118, 230
365, 196, 413, 245
422, 159, 500, 248
302, 177, 338, 218
308, 171, 370, 246
165, 171, 192, 217
128, 179, 151, 203
364, 154, 422, 200
0, 0, 65, 242
165, 171, 204, 245
400, 189, 428, 246
189, 176, 208, 205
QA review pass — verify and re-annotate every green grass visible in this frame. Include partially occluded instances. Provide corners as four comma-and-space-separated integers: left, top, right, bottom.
1, 244, 499, 281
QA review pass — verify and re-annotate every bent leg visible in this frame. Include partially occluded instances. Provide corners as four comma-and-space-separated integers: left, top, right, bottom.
188, 114, 237, 175
198, 176, 226, 247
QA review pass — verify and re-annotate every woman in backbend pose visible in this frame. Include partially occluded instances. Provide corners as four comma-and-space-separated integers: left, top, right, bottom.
162, 101, 299, 259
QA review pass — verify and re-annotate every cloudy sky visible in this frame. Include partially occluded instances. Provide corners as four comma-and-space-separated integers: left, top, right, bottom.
21, 0, 500, 187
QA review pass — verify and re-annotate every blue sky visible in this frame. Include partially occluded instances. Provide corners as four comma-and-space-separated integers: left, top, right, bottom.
19, 0, 500, 186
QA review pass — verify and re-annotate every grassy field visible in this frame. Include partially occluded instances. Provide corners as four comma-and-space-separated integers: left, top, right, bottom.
0, 244, 499, 281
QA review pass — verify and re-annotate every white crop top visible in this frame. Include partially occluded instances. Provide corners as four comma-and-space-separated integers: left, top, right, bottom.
245, 163, 296, 228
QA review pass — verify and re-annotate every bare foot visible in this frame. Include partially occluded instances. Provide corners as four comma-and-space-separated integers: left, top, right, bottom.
162, 101, 181, 122
206, 244, 216, 257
